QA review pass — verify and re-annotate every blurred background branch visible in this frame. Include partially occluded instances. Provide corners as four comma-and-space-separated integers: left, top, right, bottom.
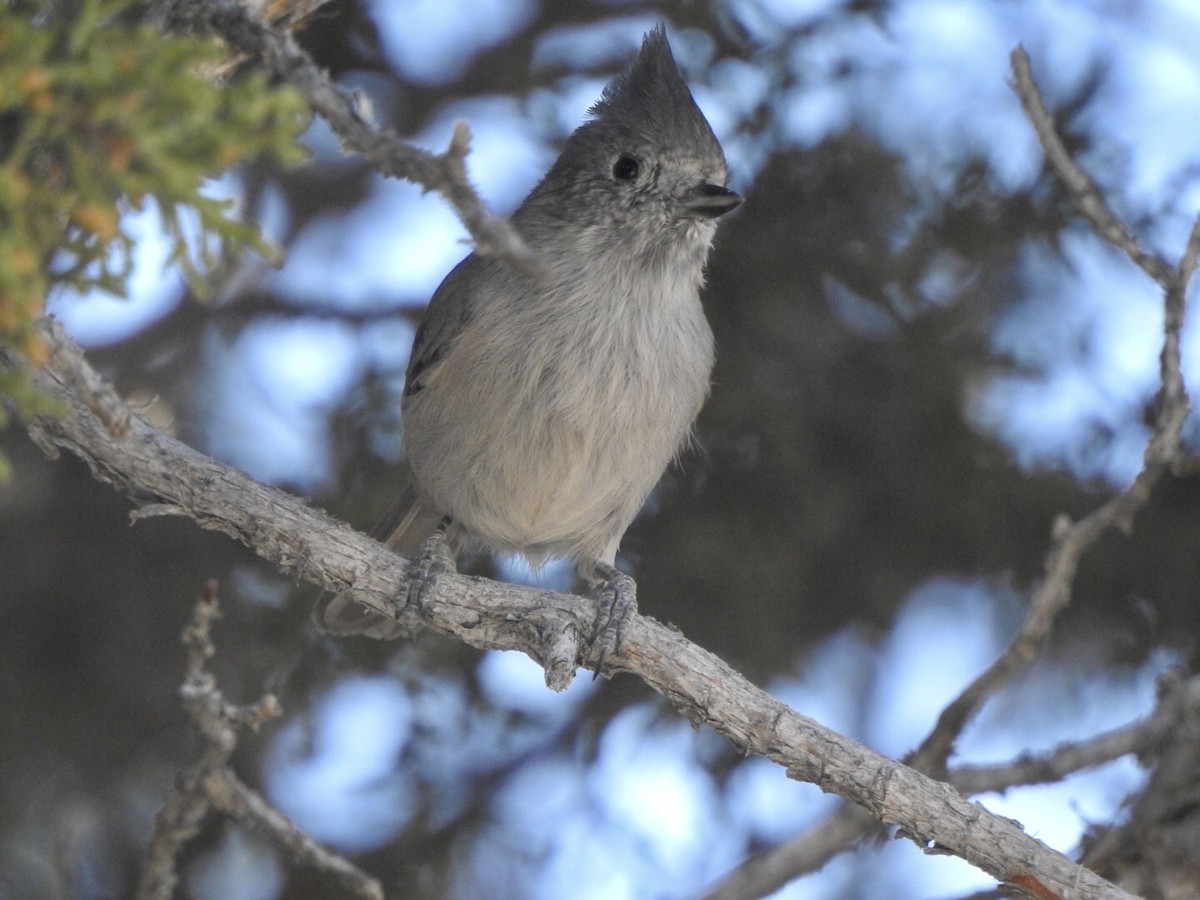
910, 47, 1198, 776
138, 581, 381, 900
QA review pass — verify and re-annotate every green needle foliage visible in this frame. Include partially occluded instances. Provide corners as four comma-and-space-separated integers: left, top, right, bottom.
0, 0, 309, 474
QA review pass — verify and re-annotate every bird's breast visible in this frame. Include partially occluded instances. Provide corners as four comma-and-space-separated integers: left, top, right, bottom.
403, 264, 715, 561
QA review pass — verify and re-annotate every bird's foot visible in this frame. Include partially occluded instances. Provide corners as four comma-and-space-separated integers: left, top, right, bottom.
403, 522, 456, 615
588, 561, 637, 676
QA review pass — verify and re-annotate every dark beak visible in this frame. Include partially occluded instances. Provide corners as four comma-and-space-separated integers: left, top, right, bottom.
682, 183, 743, 219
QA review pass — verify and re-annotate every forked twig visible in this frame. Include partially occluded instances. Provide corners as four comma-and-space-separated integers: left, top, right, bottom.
153, 0, 536, 270
138, 582, 382, 900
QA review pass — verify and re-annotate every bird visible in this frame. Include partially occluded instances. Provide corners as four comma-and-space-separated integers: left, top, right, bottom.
316, 25, 742, 665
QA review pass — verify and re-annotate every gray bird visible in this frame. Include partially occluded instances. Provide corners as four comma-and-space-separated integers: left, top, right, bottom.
316, 26, 741, 661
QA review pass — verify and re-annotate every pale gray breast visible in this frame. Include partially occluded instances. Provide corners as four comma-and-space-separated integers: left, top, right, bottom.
402, 246, 715, 561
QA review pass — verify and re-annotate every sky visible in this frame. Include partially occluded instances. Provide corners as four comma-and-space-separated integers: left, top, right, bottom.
42, 1, 1200, 897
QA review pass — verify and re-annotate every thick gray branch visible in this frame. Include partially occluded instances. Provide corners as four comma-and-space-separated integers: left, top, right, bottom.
3, 317, 1135, 900
703, 671, 1200, 900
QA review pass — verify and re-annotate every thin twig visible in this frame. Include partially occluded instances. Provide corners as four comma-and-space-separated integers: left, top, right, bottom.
152, 0, 537, 270
139, 581, 226, 900
204, 770, 382, 899
700, 804, 876, 900
949, 670, 1197, 795
137, 582, 382, 900
911, 46, 1196, 775
139, 763, 215, 900
1009, 46, 1174, 288
1078, 671, 1200, 894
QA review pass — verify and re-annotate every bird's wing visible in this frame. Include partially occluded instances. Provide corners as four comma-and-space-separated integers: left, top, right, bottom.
404, 255, 484, 399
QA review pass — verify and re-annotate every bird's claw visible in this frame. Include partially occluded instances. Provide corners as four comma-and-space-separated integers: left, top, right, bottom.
588, 562, 637, 677
402, 524, 456, 615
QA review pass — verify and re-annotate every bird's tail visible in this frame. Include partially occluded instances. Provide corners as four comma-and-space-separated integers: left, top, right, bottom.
312, 482, 444, 639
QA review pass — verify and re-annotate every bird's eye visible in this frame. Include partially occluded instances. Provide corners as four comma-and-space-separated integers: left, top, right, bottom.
612, 156, 640, 181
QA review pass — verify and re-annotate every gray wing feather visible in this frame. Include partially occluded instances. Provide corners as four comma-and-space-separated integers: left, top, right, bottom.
315, 254, 488, 637
404, 255, 482, 398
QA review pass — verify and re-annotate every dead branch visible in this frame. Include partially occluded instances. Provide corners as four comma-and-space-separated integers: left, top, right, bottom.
137, 581, 382, 900
910, 45, 1197, 776
151, 0, 536, 270
1081, 672, 1200, 898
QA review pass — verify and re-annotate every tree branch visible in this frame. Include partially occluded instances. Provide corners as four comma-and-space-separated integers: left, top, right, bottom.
951, 670, 1200, 796
139, 581, 382, 900
1008, 47, 1174, 289
703, 671, 1200, 900
4, 315, 1138, 900
909, 46, 1197, 776
700, 804, 876, 900
151, 0, 536, 270
1082, 729, 1200, 897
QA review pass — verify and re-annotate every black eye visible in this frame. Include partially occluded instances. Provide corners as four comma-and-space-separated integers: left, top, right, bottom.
612, 156, 640, 180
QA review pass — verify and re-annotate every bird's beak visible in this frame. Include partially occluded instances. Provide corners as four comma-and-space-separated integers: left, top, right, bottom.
682, 183, 743, 219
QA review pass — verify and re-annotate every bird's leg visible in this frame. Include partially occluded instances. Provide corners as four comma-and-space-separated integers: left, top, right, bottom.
587, 561, 638, 674
403, 519, 456, 615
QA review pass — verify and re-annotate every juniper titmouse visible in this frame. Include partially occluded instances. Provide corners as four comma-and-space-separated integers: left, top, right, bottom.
316, 26, 741, 659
